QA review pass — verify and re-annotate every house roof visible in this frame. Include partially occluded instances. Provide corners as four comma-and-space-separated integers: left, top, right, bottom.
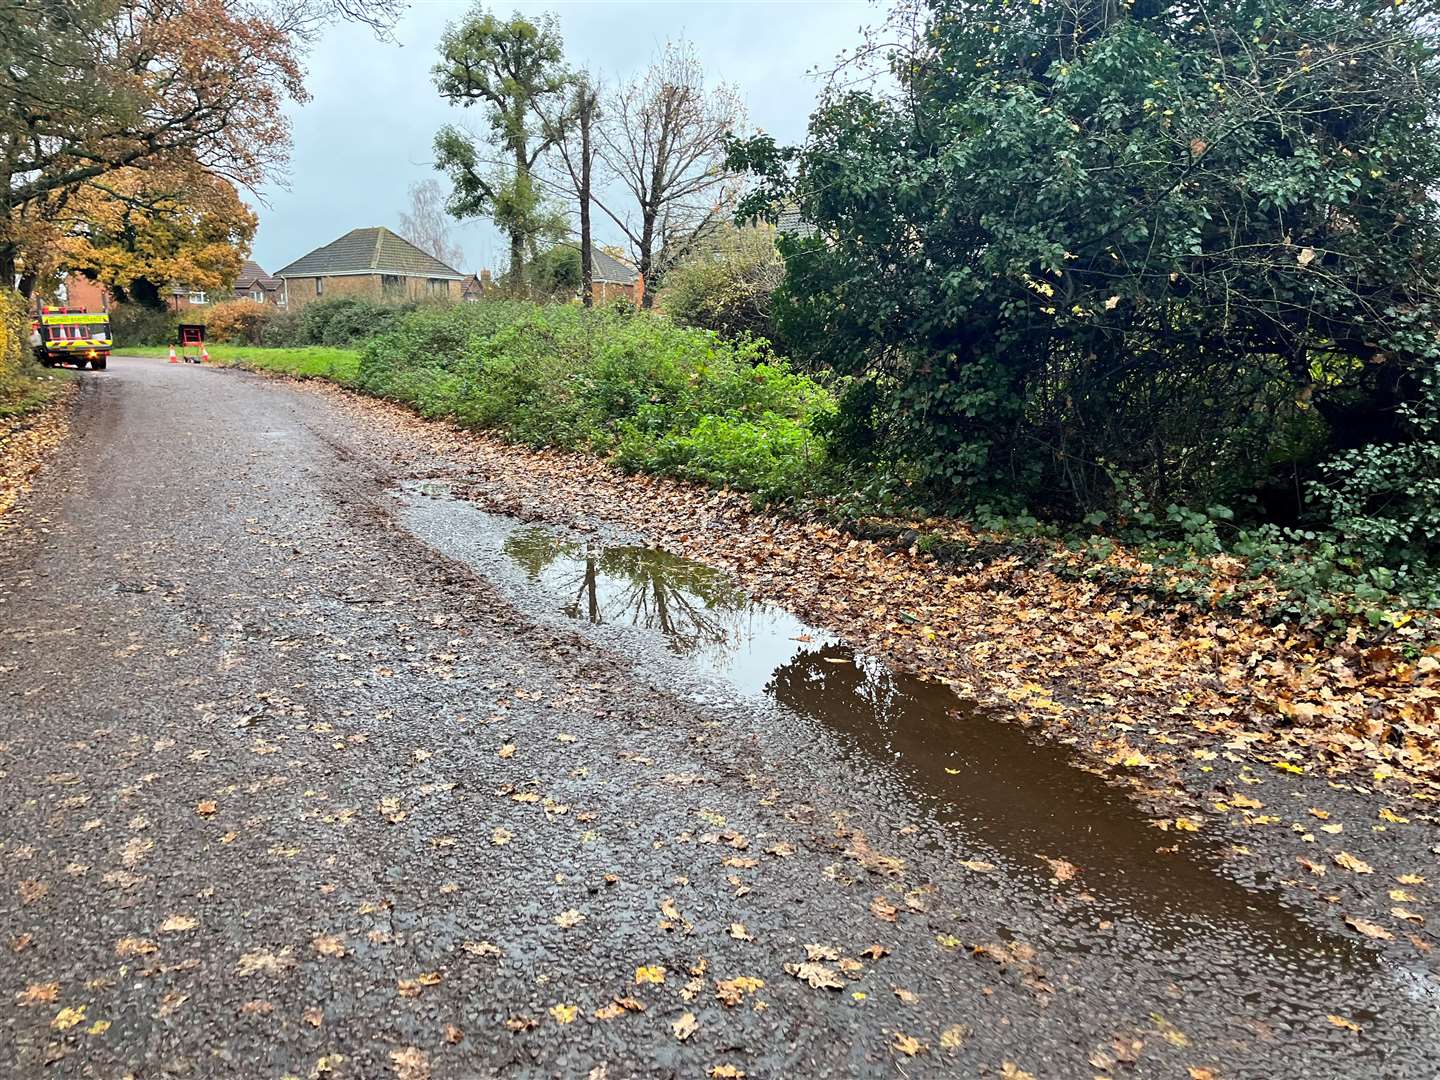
592, 249, 637, 285
274, 227, 464, 280
235, 259, 278, 290
776, 208, 817, 239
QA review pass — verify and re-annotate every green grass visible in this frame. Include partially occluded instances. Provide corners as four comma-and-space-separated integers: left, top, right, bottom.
120, 344, 360, 384
0, 368, 75, 419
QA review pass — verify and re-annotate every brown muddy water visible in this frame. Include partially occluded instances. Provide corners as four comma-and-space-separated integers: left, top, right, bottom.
393, 480, 1440, 1058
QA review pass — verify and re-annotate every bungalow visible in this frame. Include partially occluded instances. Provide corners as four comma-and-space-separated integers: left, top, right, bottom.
274, 227, 465, 309
592, 249, 643, 306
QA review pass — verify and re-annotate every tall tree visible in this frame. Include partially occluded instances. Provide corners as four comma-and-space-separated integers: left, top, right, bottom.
539, 75, 601, 305
0, 0, 303, 293
597, 42, 744, 308
733, 0, 1440, 530
398, 179, 466, 270
432, 5, 571, 283
1, 0, 402, 295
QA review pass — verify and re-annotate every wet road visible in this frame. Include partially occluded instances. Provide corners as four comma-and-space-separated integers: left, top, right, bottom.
0, 356, 1434, 1078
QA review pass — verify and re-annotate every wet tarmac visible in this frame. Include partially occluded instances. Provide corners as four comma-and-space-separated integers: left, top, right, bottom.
0, 357, 1434, 1079
398, 481, 1440, 1072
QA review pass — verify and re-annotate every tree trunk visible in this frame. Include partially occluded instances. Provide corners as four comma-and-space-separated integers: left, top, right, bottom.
511, 137, 528, 288
579, 104, 594, 308
638, 209, 656, 310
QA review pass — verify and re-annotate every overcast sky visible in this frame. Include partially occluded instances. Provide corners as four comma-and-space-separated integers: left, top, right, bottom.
250, 1, 876, 274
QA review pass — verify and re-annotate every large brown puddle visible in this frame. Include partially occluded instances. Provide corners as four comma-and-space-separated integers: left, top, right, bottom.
395, 482, 1440, 1052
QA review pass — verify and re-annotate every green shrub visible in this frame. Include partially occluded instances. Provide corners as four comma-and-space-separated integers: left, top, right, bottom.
356, 300, 835, 498
109, 303, 180, 347
660, 224, 785, 344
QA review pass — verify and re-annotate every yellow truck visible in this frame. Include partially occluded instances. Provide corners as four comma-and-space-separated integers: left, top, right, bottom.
30, 307, 111, 370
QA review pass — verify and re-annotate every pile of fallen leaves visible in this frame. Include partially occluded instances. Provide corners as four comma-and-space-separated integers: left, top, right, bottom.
0, 386, 72, 519
316, 385, 1440, 799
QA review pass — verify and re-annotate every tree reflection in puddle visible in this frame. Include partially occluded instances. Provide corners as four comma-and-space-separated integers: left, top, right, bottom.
503, 529, 759, 658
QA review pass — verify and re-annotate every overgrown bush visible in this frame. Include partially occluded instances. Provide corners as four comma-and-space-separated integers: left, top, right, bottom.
661, 224, 785, 344
300, 297, 403, 347
205, 299, 275, 345
356, 301, 833, 498
0, 287, 29, 401
109, 303, 180, 347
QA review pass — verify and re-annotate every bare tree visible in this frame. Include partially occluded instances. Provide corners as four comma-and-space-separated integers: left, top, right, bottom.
539, 74, 601, 306
398, 179, 466, 270
596, 42, 744, 308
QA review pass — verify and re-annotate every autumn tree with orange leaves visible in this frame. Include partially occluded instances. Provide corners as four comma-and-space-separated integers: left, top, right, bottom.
0, 0, 401, 297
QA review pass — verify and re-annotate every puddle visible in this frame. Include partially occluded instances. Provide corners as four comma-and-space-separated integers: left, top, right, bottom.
394, 481, 1439, 1044
501, 528, 831, 695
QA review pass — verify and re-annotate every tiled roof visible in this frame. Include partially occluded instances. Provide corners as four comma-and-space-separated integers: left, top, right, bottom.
591, 248, 637, 284
234, 260, 278, 290
274, 227, 464, 280
776, 207, 817, 239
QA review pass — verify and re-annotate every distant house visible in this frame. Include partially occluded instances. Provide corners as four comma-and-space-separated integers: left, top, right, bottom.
460, 272, 489, 302
234, 260, 282, 305
165, 283, 214, 310
274, 227, 465, 309
62, 275, 111, 312
592, 249, 642, 306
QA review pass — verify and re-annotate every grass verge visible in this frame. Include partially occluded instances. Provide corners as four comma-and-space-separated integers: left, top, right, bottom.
120, 344, 360, 384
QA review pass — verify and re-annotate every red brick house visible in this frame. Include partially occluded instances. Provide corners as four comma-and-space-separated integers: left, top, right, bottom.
61, 275, 111, 312
274, 227, 464, 309
592, 249, 643, 306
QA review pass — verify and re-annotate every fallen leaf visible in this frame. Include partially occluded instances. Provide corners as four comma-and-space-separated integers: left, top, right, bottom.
498, 743, 516, 759
491, 827, 513, 846
312, 935, 347, 958
728, 922, 753, 941
115, 937, 157, 958
673, 1010, 698, 1040
870, 895, 899, 921
959, 859, 995, 873
390, 1046, 430, 1080
555, 909, 586, 929
195, 800, 218, 817
52, 1005, 87, 1030
158, 915, 198, 933
893, 986, 919, 1004
708, 1067, 745, 1079
635, 965, 666, 985
1334, 852, 1373, 875
1344, 916, 1393, 940
463, 940, 502, 958
549, 1002, 578, 1024
787, 961, 845, 990
940, 1023, 970, 1050
16, 982, 59, 1006
715, 975, 764, 1006
1327, 1014, 1360, 1033
893, 1033, 925, 1056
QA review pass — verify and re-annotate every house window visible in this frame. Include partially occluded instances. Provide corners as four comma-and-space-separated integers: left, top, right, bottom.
315, 277, 325, 295
188, 290, 207, 304
381, 274, 404, 297
428, 278, 448, 295
251, 290, 263, 302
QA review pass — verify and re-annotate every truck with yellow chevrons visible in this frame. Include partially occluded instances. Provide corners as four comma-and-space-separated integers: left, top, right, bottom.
30, 307, 111, 370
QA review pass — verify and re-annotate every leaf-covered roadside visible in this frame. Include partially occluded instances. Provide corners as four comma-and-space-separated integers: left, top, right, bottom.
0, 378, 72, 519
323, 381, 1440, 796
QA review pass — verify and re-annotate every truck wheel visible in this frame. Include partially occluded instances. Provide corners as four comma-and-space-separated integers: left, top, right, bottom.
92, 356, 107, 371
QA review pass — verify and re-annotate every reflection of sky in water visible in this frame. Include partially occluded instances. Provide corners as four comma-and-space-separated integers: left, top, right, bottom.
399, 488, 1440, 1051
502, 528, 829, 693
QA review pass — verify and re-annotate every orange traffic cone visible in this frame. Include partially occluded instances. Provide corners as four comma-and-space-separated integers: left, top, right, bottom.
168, 345, 178, 364
200, 344, 210, 364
